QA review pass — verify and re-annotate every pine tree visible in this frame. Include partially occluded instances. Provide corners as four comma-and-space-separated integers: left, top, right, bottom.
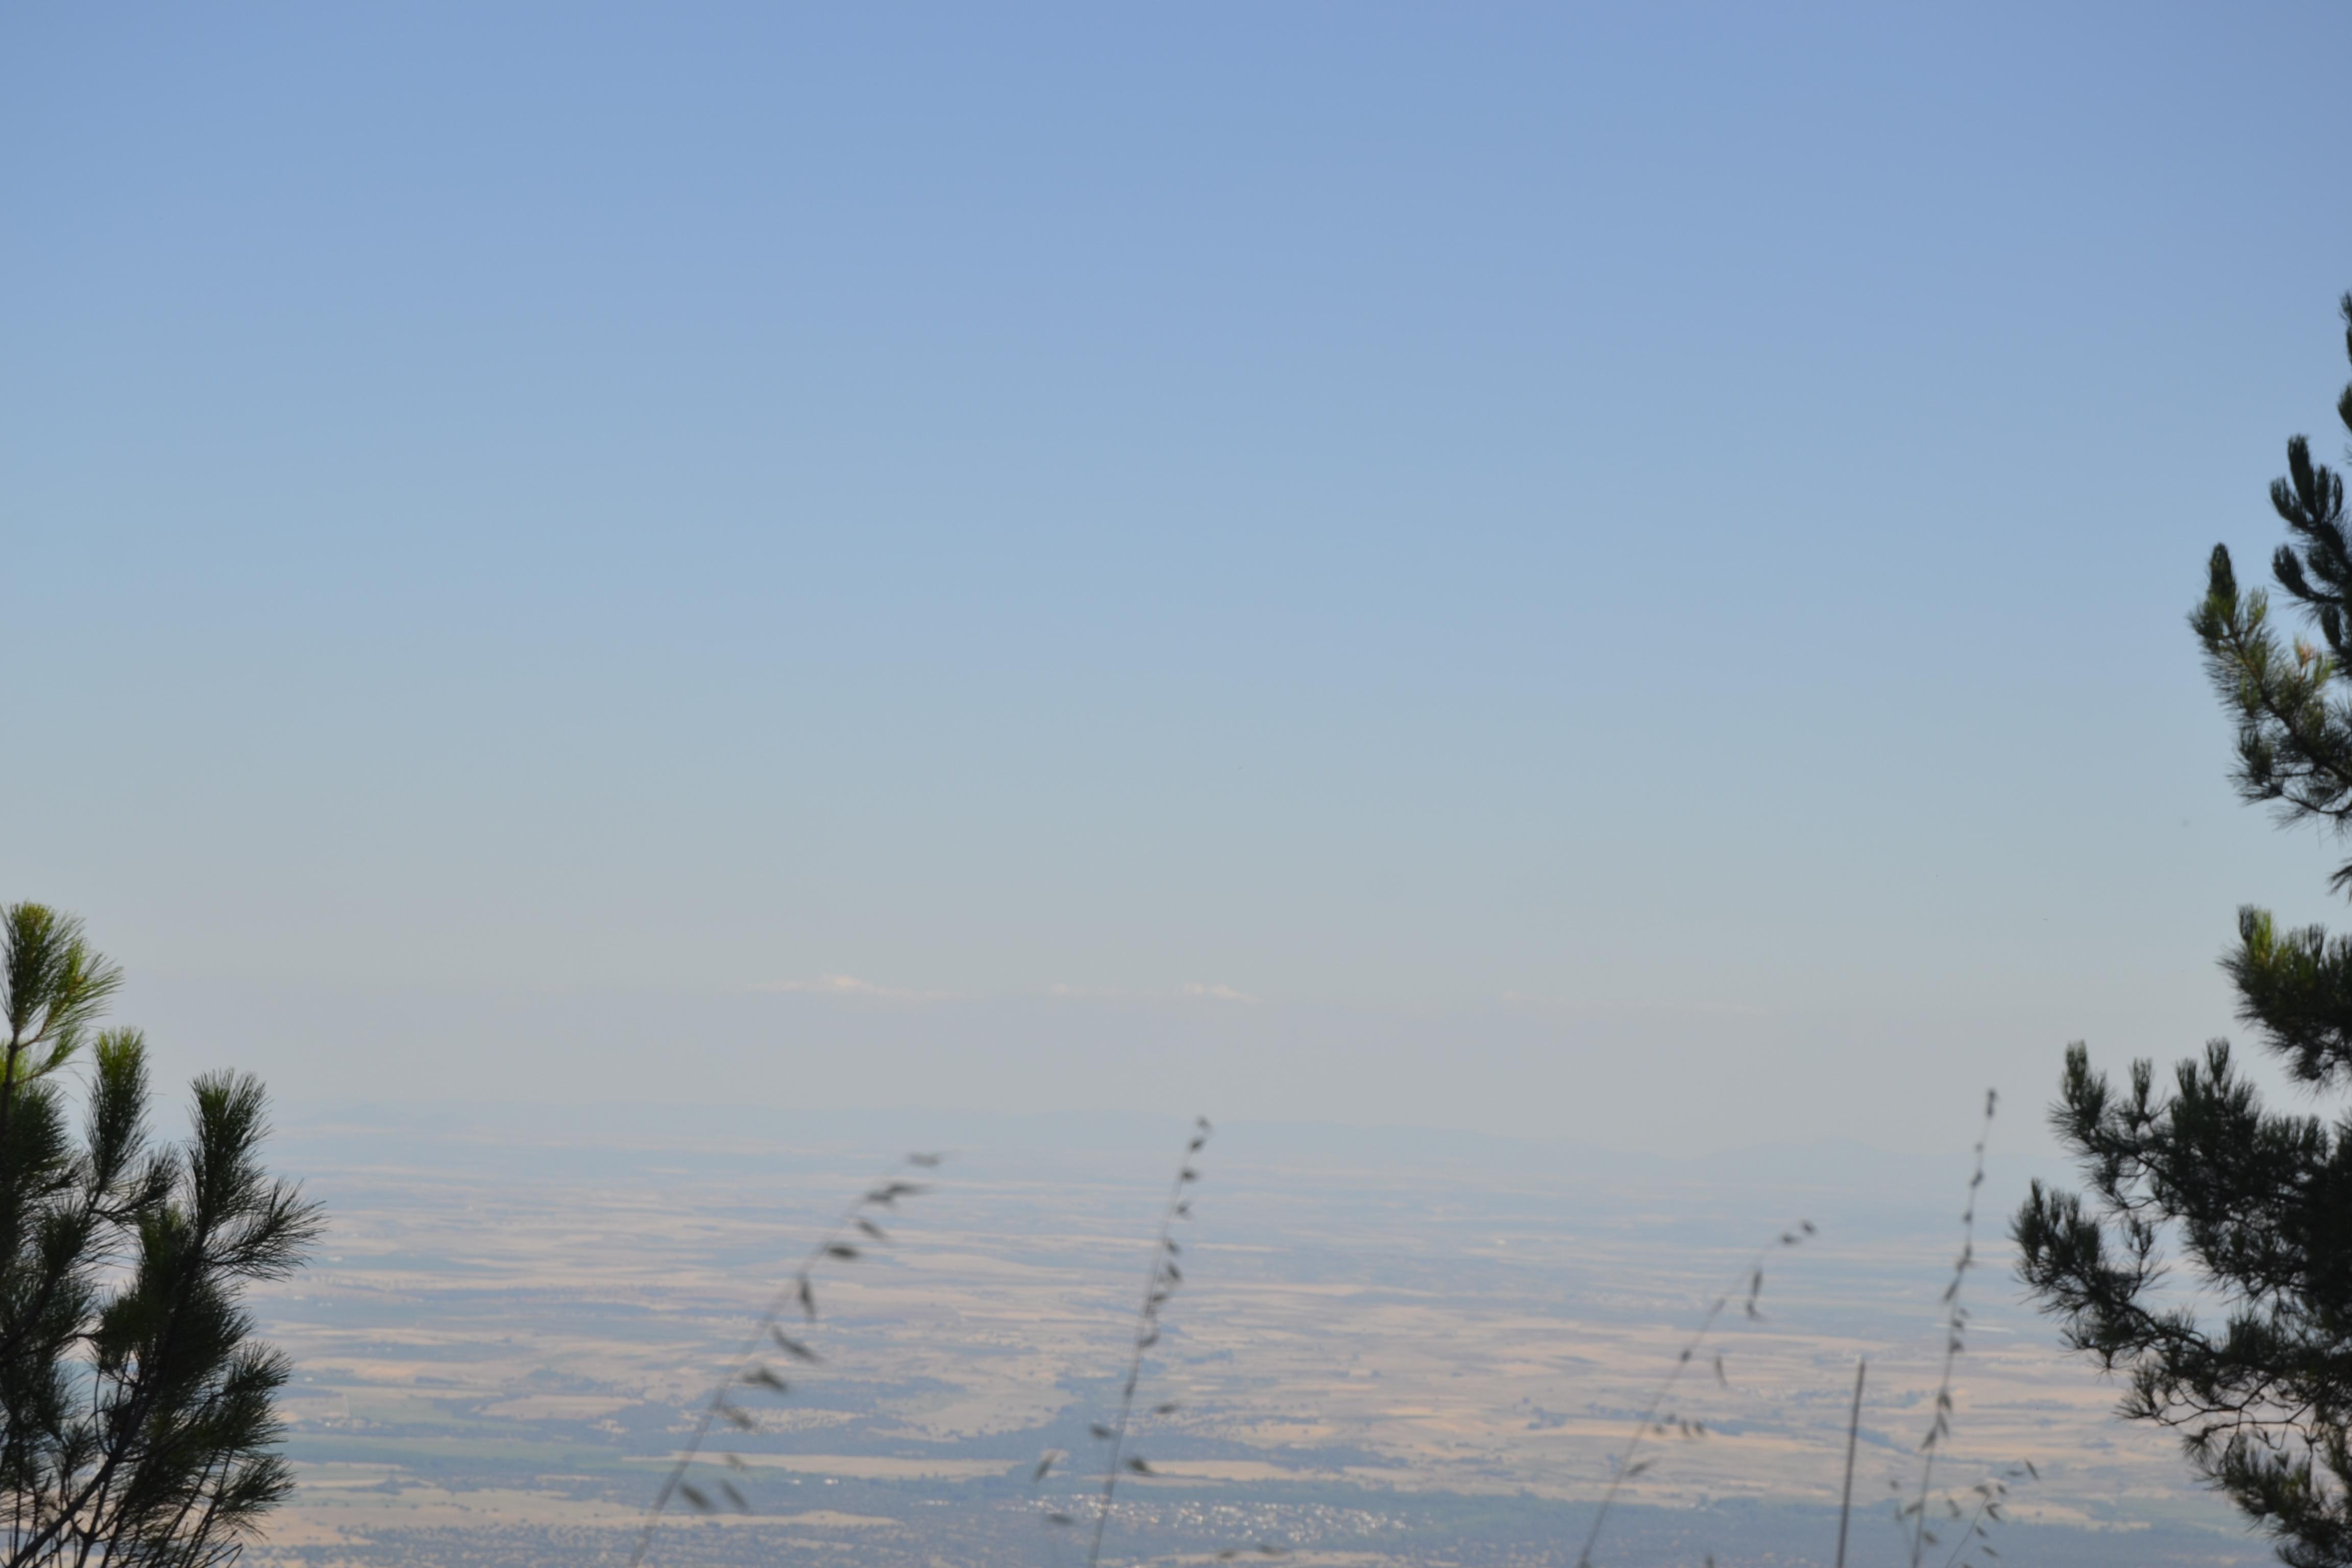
0, 904, 320, 1566
2015, 295, 2352, 1568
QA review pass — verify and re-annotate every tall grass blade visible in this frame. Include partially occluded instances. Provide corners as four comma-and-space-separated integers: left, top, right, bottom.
1906, 1091, 1995, 1568
1835, 1357, 1867, 1568
1574, 1218, 1814, 1567
1084, 1117, 1211, 1568
628, 1150, 940, 1567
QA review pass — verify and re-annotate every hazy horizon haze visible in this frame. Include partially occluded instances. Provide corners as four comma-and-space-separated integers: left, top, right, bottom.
9, 2, 2352, 1153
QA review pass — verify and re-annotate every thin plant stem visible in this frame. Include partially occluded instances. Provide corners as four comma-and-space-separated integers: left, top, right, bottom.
628, 1151, 938, 1568
1937, 1490, 1996, 1568
1574, 1218, 1813, 1568
1834, 1357, 1866, 1568
1085, 1117, 1209, 1568
1907, 1090, 1996, 1568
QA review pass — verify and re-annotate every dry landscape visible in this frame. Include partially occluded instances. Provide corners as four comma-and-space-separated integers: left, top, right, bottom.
235, 1107, 2269, 1567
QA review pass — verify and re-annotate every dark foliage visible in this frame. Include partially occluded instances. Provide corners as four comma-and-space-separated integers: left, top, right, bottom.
0, 903, 320, 1567
2016, 296, 2352, 1567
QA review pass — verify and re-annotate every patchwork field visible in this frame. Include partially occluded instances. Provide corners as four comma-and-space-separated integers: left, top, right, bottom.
234, 1106, 2270, 1567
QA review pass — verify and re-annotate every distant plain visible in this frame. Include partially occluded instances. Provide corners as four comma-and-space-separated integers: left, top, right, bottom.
238, 1107, 2271, 1567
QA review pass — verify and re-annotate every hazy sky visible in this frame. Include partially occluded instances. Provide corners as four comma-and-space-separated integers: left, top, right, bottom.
8, 3, 2352, 1152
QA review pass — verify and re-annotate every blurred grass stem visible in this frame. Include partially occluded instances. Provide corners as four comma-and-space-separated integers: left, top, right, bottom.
1835, 1357, 1866, 1568
1086, 1118, 1210, 1568
628, 1151, 938, 1568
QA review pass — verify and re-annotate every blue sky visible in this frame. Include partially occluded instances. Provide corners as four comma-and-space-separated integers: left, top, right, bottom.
7, 3, 2352, 1149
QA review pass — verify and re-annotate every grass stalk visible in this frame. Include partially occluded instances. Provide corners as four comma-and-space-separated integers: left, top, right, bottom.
1080, 1117, 1210, 1568
1902, 1089, 1995, 1568
1574, 1217, 1814, 1568
627, 1149, 940, 1568
1834, 1357, 1866, 1568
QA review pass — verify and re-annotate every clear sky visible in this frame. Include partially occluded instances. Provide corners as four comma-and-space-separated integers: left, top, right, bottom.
7, 3, 2352, 1153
